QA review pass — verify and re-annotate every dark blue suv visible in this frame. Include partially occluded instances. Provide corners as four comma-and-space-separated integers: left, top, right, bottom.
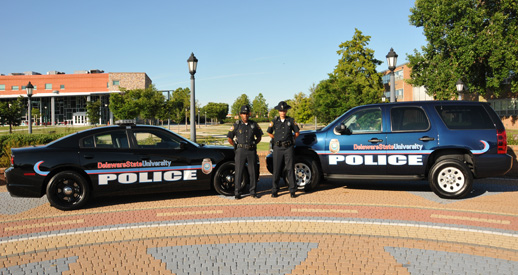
266, 101, 512, 199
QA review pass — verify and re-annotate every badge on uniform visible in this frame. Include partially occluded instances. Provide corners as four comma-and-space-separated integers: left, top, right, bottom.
202, 158, 213, 174
330, 139, 340, 153
287, 122, 291, 126
230, 126, 234, 131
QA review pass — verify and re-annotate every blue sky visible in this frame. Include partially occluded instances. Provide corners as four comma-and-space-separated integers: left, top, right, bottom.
1, 0, 426, 108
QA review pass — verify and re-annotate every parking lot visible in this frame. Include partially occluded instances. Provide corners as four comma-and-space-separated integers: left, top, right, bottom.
1, 175, 518, 274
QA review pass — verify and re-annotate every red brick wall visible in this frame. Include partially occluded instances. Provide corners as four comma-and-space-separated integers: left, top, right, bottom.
0, 73, 109, 96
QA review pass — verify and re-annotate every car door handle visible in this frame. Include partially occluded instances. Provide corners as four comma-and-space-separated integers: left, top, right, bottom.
368, 138, 383, 143
419, 136, 435, 141
83, 154, 94, 159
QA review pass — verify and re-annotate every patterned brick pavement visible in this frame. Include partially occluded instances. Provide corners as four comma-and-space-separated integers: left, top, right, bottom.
1, 176, 518, 274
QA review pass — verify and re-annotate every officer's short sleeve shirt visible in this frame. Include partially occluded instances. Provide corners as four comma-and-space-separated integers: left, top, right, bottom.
267, 117, 299, 142
227, 120, 262, 144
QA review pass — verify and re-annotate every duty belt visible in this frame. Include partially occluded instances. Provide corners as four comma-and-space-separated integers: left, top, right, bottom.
237, 144, 256, 150
275, 140, 293, 147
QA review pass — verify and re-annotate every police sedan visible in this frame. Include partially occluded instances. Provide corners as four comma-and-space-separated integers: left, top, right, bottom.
5, 123, 244, 210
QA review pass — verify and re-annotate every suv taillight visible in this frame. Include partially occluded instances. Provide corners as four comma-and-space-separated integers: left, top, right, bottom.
10, 155, 14, 165
497, 129, 507, 154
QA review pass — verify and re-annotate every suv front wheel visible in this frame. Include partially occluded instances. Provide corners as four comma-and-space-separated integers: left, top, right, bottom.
429, 159, 473, 199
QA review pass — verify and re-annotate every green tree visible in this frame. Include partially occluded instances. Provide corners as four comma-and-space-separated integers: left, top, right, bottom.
252, 93, 268, 118
0, 97, 24, 133
408, 0, 518, 99
231, 94, 251, 116
109, 85, 167, 122
312, 29, 383, 123
139, 85, 165, 123
291, 92, 313, 123
203, 102, 228, 123
86, 100, 102, 125
109, 89, 141, 120
170, 87, 190, 124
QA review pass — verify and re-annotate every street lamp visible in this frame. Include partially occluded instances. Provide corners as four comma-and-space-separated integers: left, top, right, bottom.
456, 79, 464, 100
386, 48, 398, 103
188, 52, 198, 142
26, 82, 34, 134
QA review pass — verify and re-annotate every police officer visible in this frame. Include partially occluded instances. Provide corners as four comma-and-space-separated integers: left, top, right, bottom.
267, 101, 300, 198
227, 105, 263, 199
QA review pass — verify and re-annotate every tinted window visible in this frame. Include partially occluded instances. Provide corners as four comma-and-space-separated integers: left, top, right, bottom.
81, 130, 129, 148
133, 129, 183, 149
391, 107, 430, 131
342, 108, 382, 134
436, 105, 494, 129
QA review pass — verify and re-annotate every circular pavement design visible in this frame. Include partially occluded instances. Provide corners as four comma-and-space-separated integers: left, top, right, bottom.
1, 176, 518, 274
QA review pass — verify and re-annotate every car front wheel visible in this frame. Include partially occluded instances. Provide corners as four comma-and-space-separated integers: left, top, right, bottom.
429, 159, 473, 199
292, 157, 321, 192
213, 162, 249, 196
46, 171, 90, 210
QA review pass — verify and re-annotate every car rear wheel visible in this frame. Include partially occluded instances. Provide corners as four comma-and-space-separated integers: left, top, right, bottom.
46, 171, 90, 210
213, 162, 249, 196
429, 159, 473, 199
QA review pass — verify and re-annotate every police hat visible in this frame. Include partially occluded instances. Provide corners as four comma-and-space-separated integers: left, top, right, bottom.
274, 101, 291, 111
240, 105, 251, 114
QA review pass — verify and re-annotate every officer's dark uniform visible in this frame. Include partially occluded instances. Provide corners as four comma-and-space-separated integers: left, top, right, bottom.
227, 106, 263, 199
267, 101, 300, 197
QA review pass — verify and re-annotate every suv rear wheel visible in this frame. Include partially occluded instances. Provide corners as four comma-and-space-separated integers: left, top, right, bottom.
429, 159, 473, 199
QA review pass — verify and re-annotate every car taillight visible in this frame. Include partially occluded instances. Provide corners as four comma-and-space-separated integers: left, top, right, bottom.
10, 155, 14, 165
497, 129, 507, 154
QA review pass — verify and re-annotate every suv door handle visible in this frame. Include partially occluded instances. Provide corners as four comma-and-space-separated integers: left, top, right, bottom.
368, 138, 383, 143
419, 136, 435, 141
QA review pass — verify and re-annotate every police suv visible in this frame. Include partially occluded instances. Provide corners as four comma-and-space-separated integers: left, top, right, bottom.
266, 101, 512, 199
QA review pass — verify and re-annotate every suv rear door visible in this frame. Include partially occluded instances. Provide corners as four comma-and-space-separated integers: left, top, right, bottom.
386, 105, 438, 176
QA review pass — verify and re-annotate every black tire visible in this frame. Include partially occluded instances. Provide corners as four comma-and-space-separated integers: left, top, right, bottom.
429, 159, 473, 199
213, 162, 249, 196
46, 171, 90, 210
290, 157, 321, 192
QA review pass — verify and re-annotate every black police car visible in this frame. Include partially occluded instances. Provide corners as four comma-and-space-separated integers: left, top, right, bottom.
266, 101, 512, 199
5, 123, 246, 210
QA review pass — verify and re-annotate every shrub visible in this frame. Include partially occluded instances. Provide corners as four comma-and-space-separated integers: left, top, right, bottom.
0, 133, 66, 167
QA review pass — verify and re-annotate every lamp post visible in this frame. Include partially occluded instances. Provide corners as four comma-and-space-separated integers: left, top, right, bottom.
205, 111, 207, 127
456, 79, 464, 100
198, 109, 200, 128
386, 48, 398, 103
188, 52, 198, 142
26, 82, 34, 134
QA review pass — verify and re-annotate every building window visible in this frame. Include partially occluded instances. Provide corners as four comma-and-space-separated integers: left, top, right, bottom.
45, 83, 52, 90
12, 86, 19, 91
0, 84, 5, 91
112, 80, 120, 86
60, 85, 65, 89
395, 70, 404, 81
396, 89, 404, 99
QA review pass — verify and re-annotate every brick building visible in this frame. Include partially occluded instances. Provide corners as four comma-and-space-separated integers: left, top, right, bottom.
381, 63, 433, 102
0, 70, 151, 125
